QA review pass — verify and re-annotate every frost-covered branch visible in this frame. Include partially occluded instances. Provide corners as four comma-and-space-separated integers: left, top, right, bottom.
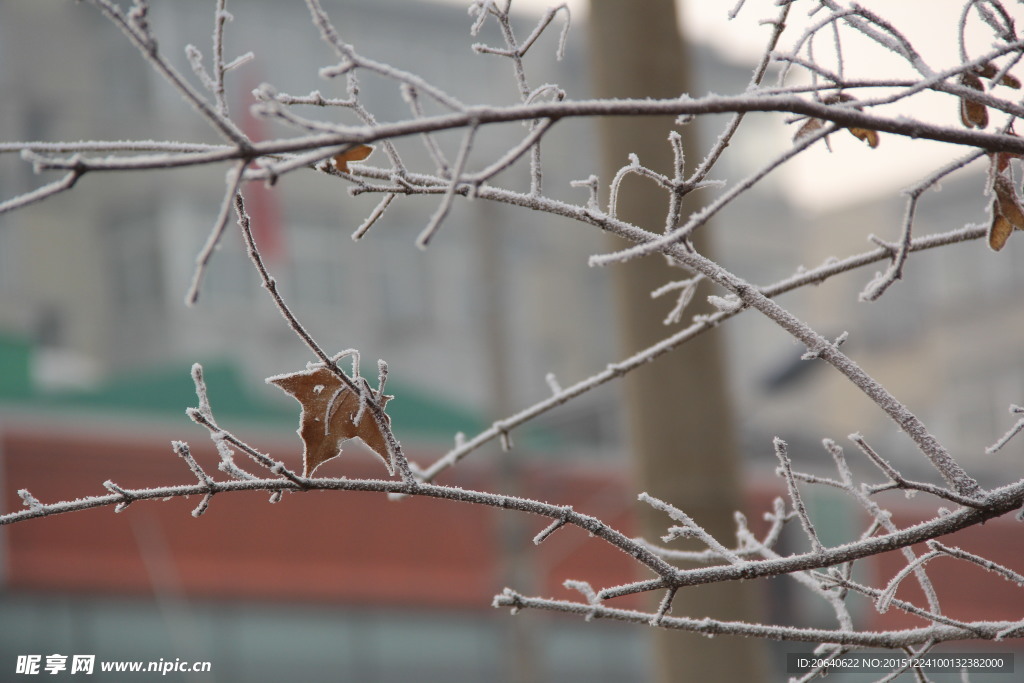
493, 589, 1023, 647
5, 0, 1024, 669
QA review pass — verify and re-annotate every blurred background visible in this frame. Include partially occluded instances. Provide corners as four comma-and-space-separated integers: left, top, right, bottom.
1, 0, 1022, 680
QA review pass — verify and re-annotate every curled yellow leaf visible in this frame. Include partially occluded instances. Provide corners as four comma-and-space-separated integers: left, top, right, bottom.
332, 144, 375, 173
848, 127, 879, 148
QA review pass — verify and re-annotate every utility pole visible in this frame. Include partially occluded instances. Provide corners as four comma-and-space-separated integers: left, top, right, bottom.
587, 2, 768, 680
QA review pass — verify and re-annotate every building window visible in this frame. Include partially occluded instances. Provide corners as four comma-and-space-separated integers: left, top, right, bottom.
105, 215, 164, 312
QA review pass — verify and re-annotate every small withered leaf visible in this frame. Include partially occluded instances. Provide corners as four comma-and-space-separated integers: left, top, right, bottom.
987, 171, 1024, 251
994, 173, 1024, 229
976, 62, 999, 79
267, 365, 394, 477
975, 62, 1021, 89
793, 117, 825, 142
792, 93, 879, 150
959, 72, 989, 129
1000, 73, 1022, 89
992, 151, 1016, 173
821, 92, 855, 105
333, 144, 375, 173
989, 212, 1013, 251
848, 127, 880, 148
961, 98, 989, 129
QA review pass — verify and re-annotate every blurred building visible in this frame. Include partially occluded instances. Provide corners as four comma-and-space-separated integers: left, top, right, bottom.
0, 2, 642, 680
1, 0, 1023, 681
0, 0, 620, 445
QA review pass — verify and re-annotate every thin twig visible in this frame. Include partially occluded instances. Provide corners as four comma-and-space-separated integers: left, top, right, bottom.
417, 123, 477, 247
185, 160, 247, 305
85, 0, 249, 147
0, 168, 83, 216
774, 438, 825, 554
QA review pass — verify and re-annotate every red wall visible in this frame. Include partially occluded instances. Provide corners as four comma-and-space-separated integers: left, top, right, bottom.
0, 427, 642, 610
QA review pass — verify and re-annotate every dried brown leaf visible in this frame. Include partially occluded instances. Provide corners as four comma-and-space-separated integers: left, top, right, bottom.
994, 173, 1024, 229
268, 365, 394, 476
793, 117, 825, 142
989, 212, 1013, 251
822, 93, 855, 105
975, 62, 1021, 89
333, 144, 375, 173
1000, 73, 1022, 89
793, 93, 879, 149
988, 170, 1024, 251
992, 151, 1015, 173
976, 62, 999, 79
959, 72, 988, 129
